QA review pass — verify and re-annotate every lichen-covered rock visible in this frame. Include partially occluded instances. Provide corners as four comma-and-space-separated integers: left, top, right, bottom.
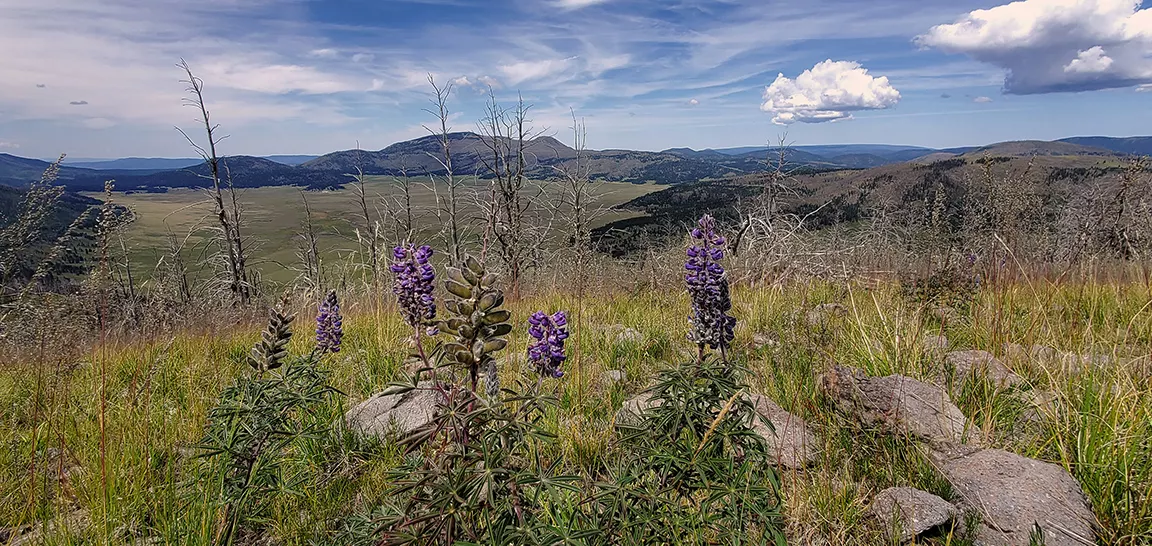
345, 382, 443, 438
819, 364, 968, 444
944, 350, 1022, 388
930, 445, 1095, 546
744, 393, 819, 469
868, 487, 957, 543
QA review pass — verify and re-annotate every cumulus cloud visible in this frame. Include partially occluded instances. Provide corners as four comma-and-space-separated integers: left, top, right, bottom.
915, 0, 1152, 94
689, 98, 700, 106
760, 60, 900, 124
973, 95, 994, 102
69, 100, 88, 105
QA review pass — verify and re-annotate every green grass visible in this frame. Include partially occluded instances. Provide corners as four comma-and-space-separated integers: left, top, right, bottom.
91, 177, 661, 284
1, 277, 1150, 544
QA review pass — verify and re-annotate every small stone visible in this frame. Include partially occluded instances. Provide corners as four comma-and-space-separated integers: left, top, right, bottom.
944, 350, 1022, 388
611, 326, 645, 344
929, 445, 1095, 546
603, 369, 626, 384
806, 303, 848, 327
614, 393, 657, 427
819, 364, 968, 444
744, 393, 819, 469
752, 331, 780, 350
922, 334, 949, 353
345, 382, 444, 438
868, 487, 957, 542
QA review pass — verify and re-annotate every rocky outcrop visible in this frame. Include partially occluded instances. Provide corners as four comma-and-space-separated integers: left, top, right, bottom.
345, 382, 444, 438
819, 364, 968, 444
929, 445, 1095, 546
745, 393, 819, 469
868, 487, 957, 543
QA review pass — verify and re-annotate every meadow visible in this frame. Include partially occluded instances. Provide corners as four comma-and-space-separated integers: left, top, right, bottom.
1, 257, 1150, 544
95, 177, 660, 284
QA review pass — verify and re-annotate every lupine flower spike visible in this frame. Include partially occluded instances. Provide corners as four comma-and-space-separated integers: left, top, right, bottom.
249, 295, 295, 373
315, 290, 343, 354
685, 214, 736, 362
390, 243, 438, 336
527, 311, 569, 379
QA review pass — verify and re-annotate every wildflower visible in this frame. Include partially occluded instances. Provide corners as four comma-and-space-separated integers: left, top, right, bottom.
249, 295, 294, 373
527, 310, 569, 378
390, 243, 437, 333
315, 290, 343, 353
685, 214, 736, 353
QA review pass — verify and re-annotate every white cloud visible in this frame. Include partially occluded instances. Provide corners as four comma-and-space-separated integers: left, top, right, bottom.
351, 53, 375, 63
477, 75, 502, 89
973, 95, 994, 102
554, 0, 609, 10
1064, 45, 1114, 72
689, 98, 700, 106
499, 59, 572, 84
760, 59, 900, 124
307, 48, 339, 59
197, 56, 365, 95
1136, 83, 1152, 91
0, 141, 20, 149
916, 0, 1152, 94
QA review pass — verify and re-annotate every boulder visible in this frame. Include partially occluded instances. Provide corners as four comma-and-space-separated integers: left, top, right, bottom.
819, 365, 968, 444
614, 393, 657, 427
930, 445, 1095, 546
345, 382, 444, 438
1003, 343, 1084, 375
944, 350, 1022, 388
745, 393, 820, 469
868, 487, 957, 543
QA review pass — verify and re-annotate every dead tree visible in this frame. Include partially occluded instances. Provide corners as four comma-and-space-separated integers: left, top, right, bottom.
477, 91, 547, 297
423, 76, 465, 264
177, 60, 251, 305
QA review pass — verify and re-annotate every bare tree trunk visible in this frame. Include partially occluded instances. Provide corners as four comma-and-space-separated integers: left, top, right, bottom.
423, 76, 464, 264
177, 60, 250, 306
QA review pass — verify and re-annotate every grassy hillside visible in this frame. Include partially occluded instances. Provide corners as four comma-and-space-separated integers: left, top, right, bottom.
1, 275, 1148, 544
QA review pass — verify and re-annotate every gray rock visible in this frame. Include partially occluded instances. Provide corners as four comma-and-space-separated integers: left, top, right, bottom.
1003, 343, 1084, 375
868, 487, 957, 543
614, 393, 657, 427
819, 365, 968, 444
922, 334, 950, 353
745, 394, 819, 469
612, 326, 645, 344
6, 510, 89, 546
930, 445, 1095, 546
944, 350, 1022, 388
603, 369, 627, 385
345, 382, 444, 438
752, 331, 780, 350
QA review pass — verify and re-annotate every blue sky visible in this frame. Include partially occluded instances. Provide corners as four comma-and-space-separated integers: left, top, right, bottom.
3, 0, 1152, 158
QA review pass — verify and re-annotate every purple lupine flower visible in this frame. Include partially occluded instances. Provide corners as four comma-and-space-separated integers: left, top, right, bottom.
685, 215, 736, 351
527, 310, 569, 378
390, 244, 437, 333
316, 290, 343, 353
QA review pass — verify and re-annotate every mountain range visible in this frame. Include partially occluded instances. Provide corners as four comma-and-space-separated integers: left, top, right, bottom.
2, 134, 1150, 192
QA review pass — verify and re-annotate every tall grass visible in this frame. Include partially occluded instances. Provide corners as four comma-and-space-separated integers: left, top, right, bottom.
0, 276, 1149, 544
